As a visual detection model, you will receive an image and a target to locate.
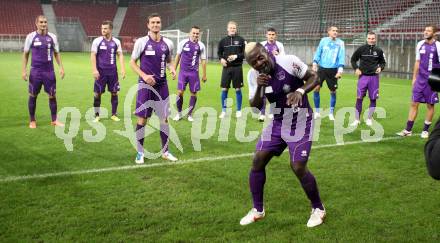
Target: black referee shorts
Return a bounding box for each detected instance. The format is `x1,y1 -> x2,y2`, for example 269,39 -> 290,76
318,67 -> 338,91
221,66 -> 244,89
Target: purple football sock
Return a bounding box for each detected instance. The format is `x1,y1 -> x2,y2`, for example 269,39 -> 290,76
300,171 -> 323,210
93,95 -> 101,116
188,95 -> 197,116
111,94 -> 118,116
368,99 -> 376,119
249,170 -> 266,212
28,96 -> 37,121
406,120 -> 415,132
424,121 -> 432,132
355,98 -> 363,120
49,97 -> 57,121
136,123 -> 145,153
160,123 -> 169,153
176,94 -> 183,113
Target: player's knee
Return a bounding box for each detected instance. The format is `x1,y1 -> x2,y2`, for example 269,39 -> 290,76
252,157 -> 267,171
411,102 -> 419,109
29,93 -> 36,98
291,161 -> 307,178
111,92 -> 118,96
49,95 -> 56,99
190,92 -> 197,96
94,93 -> 101,98
177,90 -> 184,96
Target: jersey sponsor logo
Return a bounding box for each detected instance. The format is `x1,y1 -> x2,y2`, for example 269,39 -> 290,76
276,70 -> 286,80
420,49 -> 426,54
33,41 -> 42,46
145,50 -> 155,55
373,51 -> 377,56
100,46 -> 107,50
234,40 -> 239,45
183,47 -> 190,51
147,45 -> 153,51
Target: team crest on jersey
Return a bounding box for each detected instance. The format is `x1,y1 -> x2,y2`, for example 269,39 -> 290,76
46,37 -> 51,42
161,44 -> 167,52
185,43 -> 189,48
282,84 -> 291,93
276,70 -> 286,80
373,51 -> 377,56
431,47 -> 435,51
35,37 -> 40,41
195,45 -> 199,50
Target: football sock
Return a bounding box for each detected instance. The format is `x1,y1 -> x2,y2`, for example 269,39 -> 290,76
111,94 -> 118,116
424,121 -> 432,132
300,171 -> 323,210
135,123 -> 145,153
49,97 -> 57,122
313,92 -> 320,113
160,123 -> 169,153
236,90 -> 242,111
221,90 -> 228,112
355,98 -> 363,120
330,92 -> 336,114
94,95 -> 101,117
368,99 -> 376,119
249,169 -> 266,212
28,96 -> 37,121
176,94 -> 183,113
406,120 -> 415,132
188,95 -> 197,116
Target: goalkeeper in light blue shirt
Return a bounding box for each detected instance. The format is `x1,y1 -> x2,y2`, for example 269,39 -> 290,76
312,26 -> 345,120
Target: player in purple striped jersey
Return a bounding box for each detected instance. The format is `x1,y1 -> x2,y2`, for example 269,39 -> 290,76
22,15 -> 65,129
397,25 -> 440,138
172,26 -> 207,122
240,42 -> 325,228
258,27 -> 285,121
130,13 -> 178,164
91,20 -> 125,122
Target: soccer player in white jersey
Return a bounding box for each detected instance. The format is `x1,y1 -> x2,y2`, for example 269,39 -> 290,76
172,26 -> 207,122
22,15 -> 65,128
90,20 -> 125,122
250,27 -> 285,121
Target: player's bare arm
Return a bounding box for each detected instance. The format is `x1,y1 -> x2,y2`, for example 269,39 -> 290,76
22,51 -> 30,81
54,52 -> 65,79
412,60 -> 420,85
201,59 -> 207,82
90,52 -> 100,80
166,54 -> 176,80
117,51 -> 125,79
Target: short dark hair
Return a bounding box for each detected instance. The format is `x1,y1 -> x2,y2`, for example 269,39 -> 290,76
102,20 -> 113,29
35,15 -> 47,23
426,24 -> 438,33
147,13 -> 161,23
191,25 -> 200,30
267,27 -> 277,33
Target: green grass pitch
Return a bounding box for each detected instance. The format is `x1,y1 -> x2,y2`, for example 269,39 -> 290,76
0,52 -> 439,242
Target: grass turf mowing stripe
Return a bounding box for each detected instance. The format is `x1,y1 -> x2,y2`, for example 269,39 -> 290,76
0,135 -> 419,183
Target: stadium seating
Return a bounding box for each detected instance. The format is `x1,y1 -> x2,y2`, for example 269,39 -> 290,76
0,0 -> 43,35
53,1 -> 117,36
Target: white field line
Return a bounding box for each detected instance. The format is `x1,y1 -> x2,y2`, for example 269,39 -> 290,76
0,135 -> 415,183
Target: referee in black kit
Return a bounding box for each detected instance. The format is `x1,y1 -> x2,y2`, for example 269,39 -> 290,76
218,21 -> 246,119
425,68 -> 440,180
